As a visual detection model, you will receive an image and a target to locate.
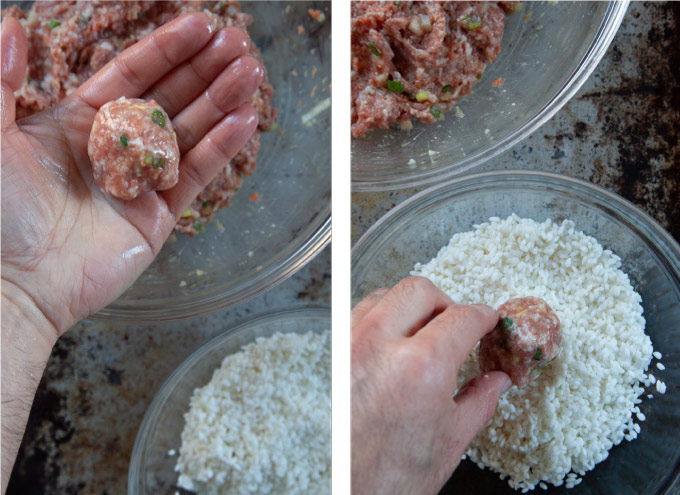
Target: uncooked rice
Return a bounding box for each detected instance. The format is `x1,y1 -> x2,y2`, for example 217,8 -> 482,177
175,330 -> 330,495
412,215 -> 658,491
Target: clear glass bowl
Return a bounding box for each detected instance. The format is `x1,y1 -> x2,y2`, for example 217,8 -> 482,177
351,171 -> 680,495
128,308 -> 330,495
94,1 -> 331,322
351,1 -> 629,191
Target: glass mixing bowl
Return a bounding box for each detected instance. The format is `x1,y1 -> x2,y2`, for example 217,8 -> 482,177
92,1 -> 332,321
351,171 -> 680,494
351,1 -> 629,191
128,308 -> 330,495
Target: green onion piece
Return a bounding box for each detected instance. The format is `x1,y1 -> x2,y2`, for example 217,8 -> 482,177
144,151 -> 154,165
500,317 -> 514,331
387,79 -> 404,93
430,106 -> 442,119
415,90 -> 429,102
269,122 -> 280,131
37,82 -> 44,91
193,221 -> 204,231
26,75 -> 31,83
119,135 -> 128,148
442,84 -> 452,93
152,155 -> 165,169
368,42 -> 381,57
534,348 -> 542,361
394,1 -> 402,5
80,15 -> 90,24
477,73 -> 483,79
151,109 -> 166,128
460,15 -> 481,30
541,364 -> 548,371
49,20 -> 61,29
181,209 -> 193,218
202,200 -> 213,208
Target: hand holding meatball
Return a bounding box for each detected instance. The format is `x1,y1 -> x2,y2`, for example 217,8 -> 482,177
479,297 -> 562,387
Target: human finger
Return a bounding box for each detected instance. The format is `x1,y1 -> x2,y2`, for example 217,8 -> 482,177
75,13 -> 214,108
173,55 -> 263,154
144,27 -> 251,119
351,287 -> 390,330
1,16 -> 27,129
452,371 -> 511,447
160,104 -> 258,218
356,276 -> 454,340
414,303 -> 498,373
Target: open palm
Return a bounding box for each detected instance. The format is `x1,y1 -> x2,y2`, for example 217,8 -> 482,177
1,13 -> 263,333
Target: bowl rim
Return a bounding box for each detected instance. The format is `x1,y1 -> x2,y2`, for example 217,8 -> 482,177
351,0 -> 631,192
352,170 -> 680,290
127,306 -> 331,495
92,213 -> 330,324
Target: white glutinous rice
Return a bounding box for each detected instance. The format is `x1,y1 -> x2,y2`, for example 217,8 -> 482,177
175,330 -> 331,495
411,215 -> 654,491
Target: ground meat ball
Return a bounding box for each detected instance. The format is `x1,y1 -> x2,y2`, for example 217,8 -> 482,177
3,1 -> 277,235
479,297 -> 562,387
88,97 -> 179,200
351,1 -> 517,138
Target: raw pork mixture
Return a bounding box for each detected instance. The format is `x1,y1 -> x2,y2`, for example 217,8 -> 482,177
88,97 -> 180,200
351,1 -> 516,138
3,0 -> 277,235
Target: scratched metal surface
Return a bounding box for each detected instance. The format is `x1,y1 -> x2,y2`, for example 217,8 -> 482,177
352,1 -> 679,246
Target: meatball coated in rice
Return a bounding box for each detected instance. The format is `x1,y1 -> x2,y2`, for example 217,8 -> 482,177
88,97 -> 179,200
351,1 -> 518,137
479,296 -> 562,387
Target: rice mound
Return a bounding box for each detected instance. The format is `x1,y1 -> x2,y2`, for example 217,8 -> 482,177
175,330 -> 331,495
412,215 -> 655,491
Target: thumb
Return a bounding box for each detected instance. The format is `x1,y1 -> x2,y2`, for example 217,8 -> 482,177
1,16 -> 28,130
452,371 -> 511,447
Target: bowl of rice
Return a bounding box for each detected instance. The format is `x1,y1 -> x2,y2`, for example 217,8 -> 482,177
351,171 -> 680,494
128,308 -> 331,495
351,1 -> 629,191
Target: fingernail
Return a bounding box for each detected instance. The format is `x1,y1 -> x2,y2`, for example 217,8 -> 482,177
501,378 -> 513,394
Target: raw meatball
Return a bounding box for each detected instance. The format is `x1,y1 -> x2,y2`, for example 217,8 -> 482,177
479,297 -> 561,387
88,97 -> 179,200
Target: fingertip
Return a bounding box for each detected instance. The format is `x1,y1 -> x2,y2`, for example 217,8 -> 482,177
177,11 -> 216,35
215,27 -> 251,54
233,55 -> 265,87
470,304 -> 499,332
1,15 -> 28,89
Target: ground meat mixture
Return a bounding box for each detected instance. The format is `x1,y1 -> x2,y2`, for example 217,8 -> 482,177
3,1 -> 277,235
351,1 -> 517,138
479,296 -> 562,387
88,97 -> 179,199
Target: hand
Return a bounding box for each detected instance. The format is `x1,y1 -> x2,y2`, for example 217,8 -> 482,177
351,276 -> 512,495
1,13 -> 263,492
1,13 -> 263,336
